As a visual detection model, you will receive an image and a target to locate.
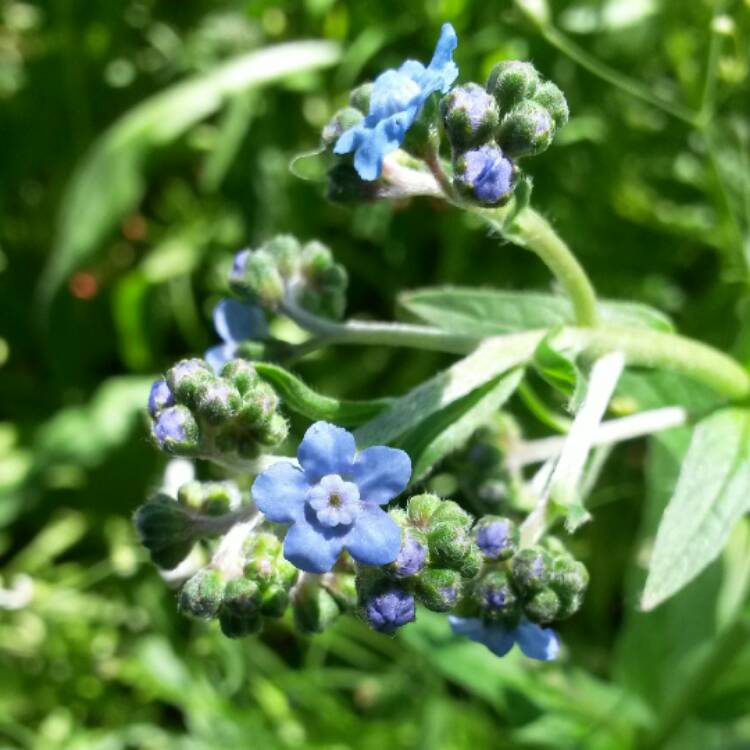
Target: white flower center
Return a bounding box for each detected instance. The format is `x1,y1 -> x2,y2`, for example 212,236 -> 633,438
307,474 -> 361,528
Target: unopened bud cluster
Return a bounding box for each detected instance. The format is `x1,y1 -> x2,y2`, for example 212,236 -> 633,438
356,494 -> 483,634
441,62 -> 568,205
148,358 -> 287,462
230,234 -> 348,320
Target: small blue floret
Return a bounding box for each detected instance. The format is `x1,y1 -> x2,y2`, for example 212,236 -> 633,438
252,421 -> 411,573
456,144 -> 514,204
365,589 -> 416,633
393,532 -> 427,577
205,298 -> 268,373
148,379 -> 174,417
153,406 -> 190,447
449,615 -> 560,660
334,24 -> 459,180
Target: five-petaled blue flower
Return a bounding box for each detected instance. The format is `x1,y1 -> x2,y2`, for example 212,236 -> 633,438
449,616 -> 560,661
252,422 -> 411,573
334,23 -> 459,181
205,298 -> 268,374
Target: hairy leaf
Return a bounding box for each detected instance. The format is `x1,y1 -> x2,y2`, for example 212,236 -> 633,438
641,408 -> 750,610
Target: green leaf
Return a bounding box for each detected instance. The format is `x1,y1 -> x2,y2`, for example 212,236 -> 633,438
641,407 -> 750,610
39,40 -> 340,304
354,331 -> 542,448
399,368 -> 524,481
398,287 -> 673,336
254,363 -> 392,427
533,328 -> 587,409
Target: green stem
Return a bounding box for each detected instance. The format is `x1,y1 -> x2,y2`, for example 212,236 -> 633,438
281,300 -> 750,399
483,207 -> 600,327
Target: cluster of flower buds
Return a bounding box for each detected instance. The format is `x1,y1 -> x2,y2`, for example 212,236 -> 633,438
440,61 -> 568,206
134,480 -> 244,569
229,234 -> 348,321
147,358 -> 288,462
355,493 -> 483,634
463,520 -> 589,628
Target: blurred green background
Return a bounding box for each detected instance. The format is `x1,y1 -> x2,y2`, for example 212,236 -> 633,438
2,0 -> 750,748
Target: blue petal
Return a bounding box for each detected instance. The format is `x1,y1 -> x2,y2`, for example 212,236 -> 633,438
448,616 -> 485,640
204,343 -> 237,374
213,298 -> 267,344
344,504 -> 401,566
482,626 -> 517,658
353,446 -> 411,505
297,421 -> 356,483
428,23 -> 458,73
283,519 -> 344,573
252,462 -> 308,523
516,620 -> 561,661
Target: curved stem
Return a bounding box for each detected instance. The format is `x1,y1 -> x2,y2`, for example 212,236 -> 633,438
279,299 -> 476,354
482,207 -> 600,327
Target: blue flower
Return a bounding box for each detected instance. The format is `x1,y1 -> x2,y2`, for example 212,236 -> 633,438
392,531 -> 427,578
334,23 -> 459,181
205,298 -> 268,374
449,616 -> 560,661
455,144 -> 514,204
152,405 -> 198,451
148,379 -> 174,417
252,421 -> 411,573
365,589 -> 416,633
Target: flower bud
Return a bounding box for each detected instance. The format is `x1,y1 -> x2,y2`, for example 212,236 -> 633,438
292,581 -> 342,634
220,359 -> 260,395
195,380 -> 242,425
416,568 -> 462,612
240,250 -> 286,308
429,499 -> 472,530
524,586 -> 561,624
260,584 -> 290,618
510,547 -> 551,594
486,61 -> 540,114
550,556 -> 589,597
322,106 -> 364,146
200,481 -> 242,516
441,83 -> 499,150
349,82 -> 373,114
363,589 -> 415,634
454,144 -> 516,205
390,529 -> 428,578
152,406 -> 200,455
148,379 -> 174,417
263,235 -> 301,277
497,101 -> 555,158
474,516 -> 519,561
178,568 -> 225,620
133,495 -> 198,569
218,578 -> 263,638
428,522 -> 471,568
474,570 -> 518,617
556,590 -> 584,619
533,81 -> 569,129
457,543 -> 482,579
244,532 -> 299,591
166,359 -> 214,406
406,494 -> 442,528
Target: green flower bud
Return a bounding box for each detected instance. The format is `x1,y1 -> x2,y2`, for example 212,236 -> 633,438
440,83 -> 500,150
510,547 -> 551,594
176,481 -> 207,511
429,500 -> 473,530
457,543 -> 482,579
195,379 -> 242,425
262,235 -> 301,277
532,80 -> 569,129
486,61 -> 540,114
166,359 -> 214,406
220,359 -> 260,396
134,495 -> 198,570
406,494 -> 442,528
428,522 -> 471,569
550,556 -> 589,598
179,568 -> 225,620
349,82 -> 373,114
200,482 -> 242,516
325,572 -> 358,610
240,250 -> 286,308
260,584 -> 290,618
474,516 -> 519,561
497,101 -> 555,158
416,568 -> 462,612
292,582 -> 342,634
219,577 -> 263,638
556,590 -> 584,619
524,586 -> 561,624
322,106 -> 365,146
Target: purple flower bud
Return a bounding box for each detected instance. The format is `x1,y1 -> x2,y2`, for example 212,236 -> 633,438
152,406 -> 198,452
364,589 -> 415,634
148,379 -> 174,417
392,532 -> 427,578
475,517 -> 519,560
230,249 -> 251,283
454,144 -> 515,205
